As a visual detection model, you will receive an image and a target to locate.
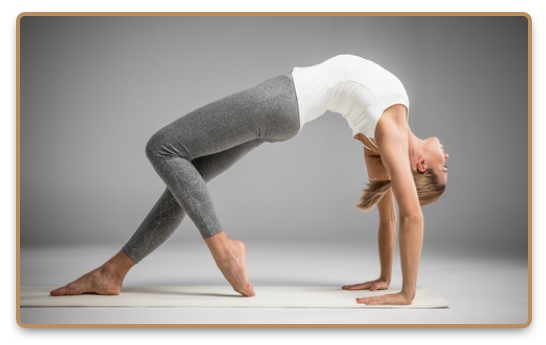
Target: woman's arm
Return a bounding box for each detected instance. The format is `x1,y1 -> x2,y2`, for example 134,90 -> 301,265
343,152 -> 396,291
376,188 -> 397,284
356,105 -> 424,305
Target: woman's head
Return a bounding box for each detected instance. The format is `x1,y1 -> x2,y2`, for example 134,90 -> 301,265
417,137 -> 449,187
356,136 -> 448,211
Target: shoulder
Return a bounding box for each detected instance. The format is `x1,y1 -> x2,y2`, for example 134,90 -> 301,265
375,104 -> 409,145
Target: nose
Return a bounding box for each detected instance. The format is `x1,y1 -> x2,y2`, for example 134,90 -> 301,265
444,153 -> 449,161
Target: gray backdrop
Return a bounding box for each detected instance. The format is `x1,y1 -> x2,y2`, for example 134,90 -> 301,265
20,15 -> 528,258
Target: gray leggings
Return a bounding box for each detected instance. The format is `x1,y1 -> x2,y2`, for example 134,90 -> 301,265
122,74 -> 300,263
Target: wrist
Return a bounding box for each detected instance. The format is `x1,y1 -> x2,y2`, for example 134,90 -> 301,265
379,273 -> 391,283
400,288 -> 416,303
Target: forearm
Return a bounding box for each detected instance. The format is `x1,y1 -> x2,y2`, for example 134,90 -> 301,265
377,220 -> 396,281
398,216 -> 424,300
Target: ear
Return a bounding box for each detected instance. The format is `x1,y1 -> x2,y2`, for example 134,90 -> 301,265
417,157 -> 427,173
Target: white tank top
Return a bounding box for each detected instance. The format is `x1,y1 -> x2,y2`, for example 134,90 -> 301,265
291,54 -> 409,147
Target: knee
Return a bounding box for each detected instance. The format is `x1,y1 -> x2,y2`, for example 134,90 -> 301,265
145,130 -> 168,162
145,129 -> 191,162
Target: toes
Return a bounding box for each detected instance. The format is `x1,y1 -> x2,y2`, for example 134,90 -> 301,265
50,283 -> 83,296
234,283 -> 255,297
50,287 -> 66,296
242,284 -> 255,297
64,283 -> 83,295
238,288 -> 255,297
245,286 -> 255,297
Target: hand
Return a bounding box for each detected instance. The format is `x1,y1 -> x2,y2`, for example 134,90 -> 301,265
355,291 -> 412,306
342,278 -> 390,291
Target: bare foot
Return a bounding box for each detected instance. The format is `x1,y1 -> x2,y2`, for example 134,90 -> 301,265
50,250 -> 135,296
50,266 -> 122,296
206,232 -> 255,297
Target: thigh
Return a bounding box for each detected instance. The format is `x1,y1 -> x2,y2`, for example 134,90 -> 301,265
194,139 -> 265,182
151,75 -> 300,161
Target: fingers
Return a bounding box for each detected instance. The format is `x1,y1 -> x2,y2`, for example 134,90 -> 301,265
355,292 -> 411,306
342,282 -> 373,290
356,296 -> 386,305
342,280 -> 388,291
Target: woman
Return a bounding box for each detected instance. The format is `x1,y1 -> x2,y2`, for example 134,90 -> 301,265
50,55 -> 448,306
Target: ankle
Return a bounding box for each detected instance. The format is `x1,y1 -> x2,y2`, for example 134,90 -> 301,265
102,251 -> 135,278
205,231 -> 230,252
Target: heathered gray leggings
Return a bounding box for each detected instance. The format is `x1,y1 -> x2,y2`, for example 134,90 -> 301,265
122,74 -> 300,263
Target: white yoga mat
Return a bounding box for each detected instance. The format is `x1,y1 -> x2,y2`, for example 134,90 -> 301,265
20,286 -> 449,309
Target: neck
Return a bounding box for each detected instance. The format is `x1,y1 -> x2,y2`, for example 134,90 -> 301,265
408,128 -> 423,169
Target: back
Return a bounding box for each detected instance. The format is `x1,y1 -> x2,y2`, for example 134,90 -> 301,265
292,54 -> 409,140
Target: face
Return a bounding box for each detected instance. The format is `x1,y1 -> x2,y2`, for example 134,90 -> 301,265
421,137 -> 449,186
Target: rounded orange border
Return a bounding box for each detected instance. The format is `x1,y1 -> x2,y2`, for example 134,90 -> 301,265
15,12 -> 533,329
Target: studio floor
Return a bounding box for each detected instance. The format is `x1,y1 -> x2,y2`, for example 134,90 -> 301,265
18,239 -> 529,326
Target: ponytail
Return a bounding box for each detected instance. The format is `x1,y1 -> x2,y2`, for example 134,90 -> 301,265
355,180 -> 392,211
356,171 -> 446,212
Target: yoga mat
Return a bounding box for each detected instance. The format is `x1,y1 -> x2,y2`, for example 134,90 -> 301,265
20,286 -> 449,309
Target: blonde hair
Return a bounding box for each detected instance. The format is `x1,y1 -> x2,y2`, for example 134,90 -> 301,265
356,170 -> 446,211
